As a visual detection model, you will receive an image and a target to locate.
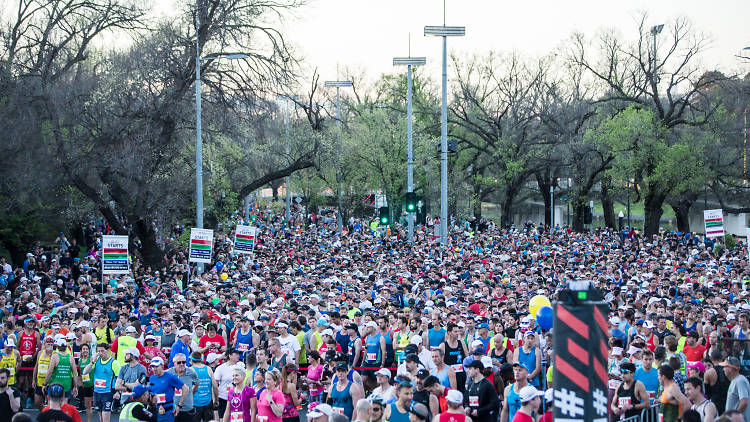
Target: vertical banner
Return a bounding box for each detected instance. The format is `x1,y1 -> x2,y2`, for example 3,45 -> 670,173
101,235 -> 130,275
553,287 -> 609,422
189,228 -> 214,263
234,225 -> 257,255
704,209 -> 725,238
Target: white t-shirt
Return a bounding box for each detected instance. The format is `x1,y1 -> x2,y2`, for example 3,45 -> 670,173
279,334 -> 301,362
372,384 -> 396,402
214,363 -> 235,400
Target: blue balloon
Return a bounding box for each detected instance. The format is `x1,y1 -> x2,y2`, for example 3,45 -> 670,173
537,306 -> 554,331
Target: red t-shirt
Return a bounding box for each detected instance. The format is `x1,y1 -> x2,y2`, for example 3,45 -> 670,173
683,343 -> 706,362
199,334 -> 226,356
43,403 -> 82,422
511,410 -> 534,422
539,411 -> 553,422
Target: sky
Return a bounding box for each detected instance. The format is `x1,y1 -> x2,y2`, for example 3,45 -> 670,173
157,0 -> 749,89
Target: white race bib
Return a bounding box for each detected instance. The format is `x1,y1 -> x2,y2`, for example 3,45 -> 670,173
469,396 -> 479,407
451,364 -> 463,372
230,411 -> 243,422
258,416 -> 268,422
174,388 -> 182,398
237,343 -> 249,352
366,353 -> 377,361
608,379 -> 621,390
38,363 -> 48,374
618,397 -> 631,408
82,373 -> 90,382
94,379 -> 107,388
156,393 -> 166,404
333,407 -> 345,415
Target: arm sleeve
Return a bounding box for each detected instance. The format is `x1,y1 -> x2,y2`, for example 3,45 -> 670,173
132,404 -> 158,422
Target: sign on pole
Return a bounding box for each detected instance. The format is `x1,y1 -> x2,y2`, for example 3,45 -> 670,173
553,283 -> 609,422
189,228 -> 214,263
234,225 -> 257,255
101,235 -> 130,275
746,227 -> 750,261
703,209 -> 725,238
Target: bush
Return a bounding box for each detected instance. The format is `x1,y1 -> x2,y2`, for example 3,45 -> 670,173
725,233 -> 736,250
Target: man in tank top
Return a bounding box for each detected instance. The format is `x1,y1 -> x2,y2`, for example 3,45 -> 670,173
611,362 -> 649,420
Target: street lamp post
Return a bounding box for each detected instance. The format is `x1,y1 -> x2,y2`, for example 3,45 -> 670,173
627,180 -> 632,228
550,186 -> 554,229
425,24 -> 465,245
393,56 -> 426,243
650,24 -> 664,87
324,80 -> 353,232
195,16 -> 247,273
276,95 -> 299,222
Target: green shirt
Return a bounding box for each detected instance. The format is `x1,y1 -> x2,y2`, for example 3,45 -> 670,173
50,351 -> 73,391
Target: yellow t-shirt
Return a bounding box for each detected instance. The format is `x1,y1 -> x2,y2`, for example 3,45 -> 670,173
0,353 -> 17,385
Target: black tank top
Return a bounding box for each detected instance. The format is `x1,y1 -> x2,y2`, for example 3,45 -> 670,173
490,347 -> 511,366
708,365 -> 730,415
616,382 -> 641,419
444,341 -> 465,366
413,388 -> 433,421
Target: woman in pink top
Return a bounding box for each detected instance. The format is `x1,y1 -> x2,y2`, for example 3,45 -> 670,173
257,369 -> 285,422
223,367 -> 256,422
280,364 -> 301,422
304,351 -> 325,403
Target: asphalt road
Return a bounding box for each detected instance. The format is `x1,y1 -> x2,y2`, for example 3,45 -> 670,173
21,406 -> 309,421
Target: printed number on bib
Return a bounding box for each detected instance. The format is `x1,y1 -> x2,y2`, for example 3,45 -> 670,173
38,364 -> 48,373
94,379 -> 107,388
451,364 -> 463,372
608,379 -> 621,390
618,397 -> 631,408
366,353 -> 377,361
258,416 -> 268,422
230,412 -> 243,422
156,394 -> 166,404
82,374 -> 90,382
237,343 -> 249,352
333,407 -> 345,415
174,388 -> 182,397
469,396 -> 479,407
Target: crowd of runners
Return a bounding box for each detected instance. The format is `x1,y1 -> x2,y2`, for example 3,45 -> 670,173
0,207 -> 750,422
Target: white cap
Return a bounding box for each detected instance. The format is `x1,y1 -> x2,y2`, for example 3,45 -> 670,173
307,404 -> 333,418
54,338 -> 67,347
126,347 -> 140,358
276,322 -> 289,329
65,333 -> 76,340
206,353 -> 221,364
446,389 -> 463,404
480,356 -> 493,369
410,335 -> 422,345
609,316 -> 621,325
3,339 -> 15,348
125,326 -> 137,333
519,385 -> 544,403
643,321 -> 655,329
612,347 -> 624,356
321,329 -> 334,337
376,368 -> 391,378
150,357 -> 164,367
365,321 -> 378,329
177,329 -> 191,337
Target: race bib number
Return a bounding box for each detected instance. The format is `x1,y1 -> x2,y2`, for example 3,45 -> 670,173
230,411 -> 243,422
156,393 -> 166,404
618,397 -> 631,408
649,392 -> 655,401
258,416 -> 268,422
38,363 -> 48,374
174,388 -> 182,397
333,407 -> 346,415
451,364 -> 464,372
469,396 -> 479,407
74,352 -> 80,359
366,353 -> 377,361
82,373 -> 90,382
237,343 -> 249,352
608,379 -> 621,390
94,379 -> 107,388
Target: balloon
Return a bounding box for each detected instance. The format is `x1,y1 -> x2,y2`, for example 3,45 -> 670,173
537,306 -> 554,331
220,272 -> 228,281
529,295 -> 552,318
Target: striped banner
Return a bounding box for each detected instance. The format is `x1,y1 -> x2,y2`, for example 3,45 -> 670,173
234,225 -> 257,255
189,228 -> 214,263
703,209 -> 725,238
101,235 -> 129,274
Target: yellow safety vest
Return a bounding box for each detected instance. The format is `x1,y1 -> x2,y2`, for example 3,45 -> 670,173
36,351 -> 51,387
115,336 -> 138,366
0,353 -> 17,385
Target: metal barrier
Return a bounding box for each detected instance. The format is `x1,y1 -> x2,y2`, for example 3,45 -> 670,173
621,415 -> 640,422
640,403 -> 660,422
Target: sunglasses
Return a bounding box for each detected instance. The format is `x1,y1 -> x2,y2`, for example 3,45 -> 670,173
175,361 -> 186,365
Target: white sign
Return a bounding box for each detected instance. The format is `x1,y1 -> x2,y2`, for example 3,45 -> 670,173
703,209 -> 725,238
233,225 -> 257,255
189,228 -> 214,264
101,235 -> 129,275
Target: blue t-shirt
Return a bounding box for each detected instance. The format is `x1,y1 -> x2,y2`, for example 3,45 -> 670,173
428,327 -> 446,349
635,367 -> 659,403
149,372 -> 185,407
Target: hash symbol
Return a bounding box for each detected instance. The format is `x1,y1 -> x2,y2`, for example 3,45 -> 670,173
555,388 -> 585,418
593,388 -> 607,416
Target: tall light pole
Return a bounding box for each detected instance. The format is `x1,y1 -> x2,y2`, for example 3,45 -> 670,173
393,56 -> 426,243
195,15 -> 247,272
650,24 -> 664,87
550,186 -> 554,228
276,94 -> 299,222
425,23 -> 465,245
324,80 -> 353,232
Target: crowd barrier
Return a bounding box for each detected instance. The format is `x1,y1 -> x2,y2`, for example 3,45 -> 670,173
619,403 -> 660,422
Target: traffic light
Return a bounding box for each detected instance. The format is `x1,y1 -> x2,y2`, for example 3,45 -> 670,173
405,192 -> 417,213
379,207 -> 390,225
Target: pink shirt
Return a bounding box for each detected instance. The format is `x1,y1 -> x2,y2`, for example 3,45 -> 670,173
307,364 -> 325,396
257,389 -> 285,422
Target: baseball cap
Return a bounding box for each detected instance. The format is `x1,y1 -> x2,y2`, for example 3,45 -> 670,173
722,356 -> 741,370
125,326 -> 137,333
335,361 -> 349,371
65,333 -> 76,340
316,318 -> 329,327
206,353 -> 220,364
466,360 -> 484,370
376,368 -> 391,378
177,329 -> 191,337
54,338 -> 66,347
415,369 -> 430,379
131,384 -> 151,399
477,323 -> 490,330
3,339 -> 14,348
519,385 -> 544,403
125,347 -> 140,358
150,357 -> 164,367
365,321 -> 378,329
513,362 -> 531,372
446,389 -> 463,404
307,403 -> 333,419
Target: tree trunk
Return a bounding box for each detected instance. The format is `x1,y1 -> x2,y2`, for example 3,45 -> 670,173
571,198 -> 586,232
643,188 -> 666,236
669,191 -> 697,233
501,186 -> 519,227
133,218 -> 165,268
535,172 -> 552,228
600,176 -> 616,229
271,180 -> 281,201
